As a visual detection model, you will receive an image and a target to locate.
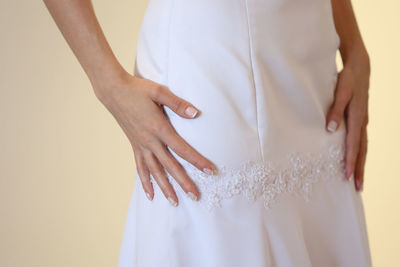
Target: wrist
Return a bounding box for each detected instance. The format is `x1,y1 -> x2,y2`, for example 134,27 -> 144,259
341,44 -> 370,75
90,67 -> 132,101
340,39 -> 370,73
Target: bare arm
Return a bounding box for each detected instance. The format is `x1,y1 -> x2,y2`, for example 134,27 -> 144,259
43,0 -> 217,205
327,0 -> 370,192
331,0 -> 370,69
43,0 -> 126,93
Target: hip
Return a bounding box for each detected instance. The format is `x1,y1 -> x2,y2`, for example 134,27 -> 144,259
133,0 -> 344,167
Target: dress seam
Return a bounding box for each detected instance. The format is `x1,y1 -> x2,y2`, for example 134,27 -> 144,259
165,1 -> 175,266
165,0 -> 174,87
244,0 -> 264,161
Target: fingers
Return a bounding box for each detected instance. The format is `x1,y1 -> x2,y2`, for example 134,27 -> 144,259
326,71 -> 353,133
157,124 -> 217,175
135,131 -> 202,205
152,141 -> 200,201
344,103 -> 364,180
354,124 -> 368,192
120,79 -> 216,205
142,148 -> 179,207
146,83 -> 217,174
145,110 -> 217,174
326,65 -> 370,191
108,77 -> 209,206
134,149 -> 154,201
150,84 -> 200,119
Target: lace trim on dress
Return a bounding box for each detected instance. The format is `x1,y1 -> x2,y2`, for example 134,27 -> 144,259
158,142 -> 346,212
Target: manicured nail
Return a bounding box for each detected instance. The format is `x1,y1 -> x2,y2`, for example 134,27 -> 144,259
203,167 -> 215,175
185,106 -> 198,118
346,168 -> 353,180
146,192 -> 152,201
168,196 -> 178,206
327,120 -> 337,132
187,192 -> 198,201
347,173 -> 353,181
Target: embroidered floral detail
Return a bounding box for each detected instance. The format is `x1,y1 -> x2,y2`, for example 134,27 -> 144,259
157,142 -> 346,211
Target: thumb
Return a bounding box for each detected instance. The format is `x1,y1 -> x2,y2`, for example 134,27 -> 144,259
150,85 -> 199,119
326,74 -> 352,133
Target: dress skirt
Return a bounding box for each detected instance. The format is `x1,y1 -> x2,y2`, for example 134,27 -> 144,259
118,0 -> 373,266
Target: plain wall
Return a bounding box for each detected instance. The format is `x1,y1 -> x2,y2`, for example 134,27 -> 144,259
0,0 -> 399,266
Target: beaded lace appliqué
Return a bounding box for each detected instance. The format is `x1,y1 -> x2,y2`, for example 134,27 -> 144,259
158,142 -> 346,211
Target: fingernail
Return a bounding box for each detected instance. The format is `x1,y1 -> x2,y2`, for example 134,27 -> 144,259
168,196 -> 178,206
146,192 -> 153,201
346,169 -> 353,180
187,191 -> 198,201
184,106 -> 198,118
203,167 -> 215,175
327,120 -> 338,132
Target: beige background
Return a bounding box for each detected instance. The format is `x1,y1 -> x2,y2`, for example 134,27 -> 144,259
0,0 -> 399,266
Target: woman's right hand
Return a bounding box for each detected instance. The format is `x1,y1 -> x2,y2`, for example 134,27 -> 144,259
93,72 -> 217,207
42,0 -> 213,207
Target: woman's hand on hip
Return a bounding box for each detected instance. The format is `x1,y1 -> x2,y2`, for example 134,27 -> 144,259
93,72 -> 217,206
325,50 -> 370,192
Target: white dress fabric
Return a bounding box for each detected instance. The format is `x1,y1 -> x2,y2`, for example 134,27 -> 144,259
118,0 -> 372,266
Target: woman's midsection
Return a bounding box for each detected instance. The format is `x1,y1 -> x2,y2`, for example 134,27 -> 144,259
134,0 -> 343,169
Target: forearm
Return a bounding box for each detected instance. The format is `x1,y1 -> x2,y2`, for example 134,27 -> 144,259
331,0 -> 370,70
43,0 -> 129,93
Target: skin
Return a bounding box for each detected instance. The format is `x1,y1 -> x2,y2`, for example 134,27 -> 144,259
328,0 -> 370,192
43,0 -> 369,207
42,0 -> 217,207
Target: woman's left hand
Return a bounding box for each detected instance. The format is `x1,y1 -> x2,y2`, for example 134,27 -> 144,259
325,49 -> 371,192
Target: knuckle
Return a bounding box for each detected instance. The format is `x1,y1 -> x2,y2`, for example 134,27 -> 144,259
346,158 -> 356,169
150,85 -> 165,99
152,170 -> 169,187
348,106 -> 362,117
172,141 -> 190,159
131,140 -> 140,151
345,142 -> 357,154
152,170 -> 165,182
348,113 -> 364,127
163,157 -> 179,175
338,86 -> 353,100
140,132 -> 155,148
190,158 -> 203,170
333,96 -> 347,108
347,76 -> 356,90
173,173 -> 190,188
190,154 -> 205,167
354,111 -> 365,121
158,123 -> 172,137
170,96 -> 185,112
138,170 -> 150,183
332,101 -> 347,115
148,119 -> 164,134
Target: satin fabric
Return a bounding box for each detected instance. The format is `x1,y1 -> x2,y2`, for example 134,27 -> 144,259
118,0 -> 372,266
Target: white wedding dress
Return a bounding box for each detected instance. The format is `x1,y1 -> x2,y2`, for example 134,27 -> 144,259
118,0 -> 372,266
